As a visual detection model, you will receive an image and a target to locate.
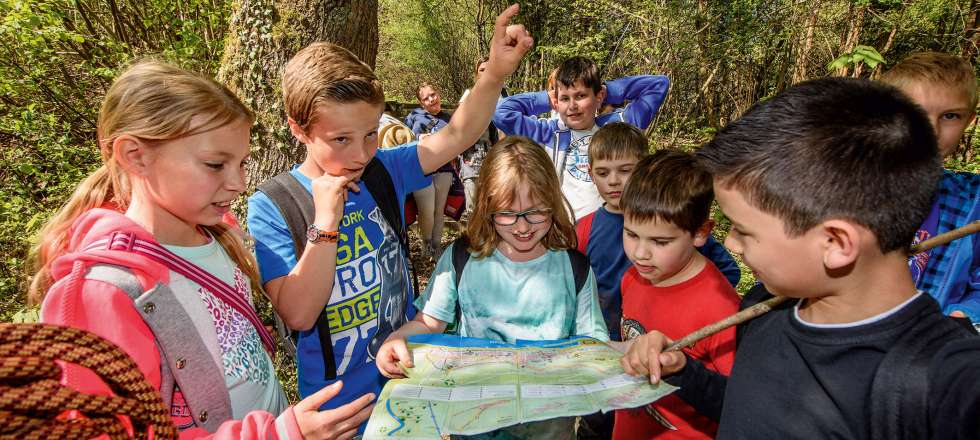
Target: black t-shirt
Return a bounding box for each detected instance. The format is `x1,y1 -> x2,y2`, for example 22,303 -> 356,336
668,292 -> 980,439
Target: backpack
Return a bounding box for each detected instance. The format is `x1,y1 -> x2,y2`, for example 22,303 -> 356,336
256,157 -> 414,378
445,235 -> 591,333
738,285 -> 978,439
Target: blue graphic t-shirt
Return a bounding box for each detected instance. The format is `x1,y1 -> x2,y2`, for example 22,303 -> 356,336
247,144 -> 431,412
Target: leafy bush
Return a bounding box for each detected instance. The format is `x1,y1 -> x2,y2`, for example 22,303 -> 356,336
0,0 -> 230,319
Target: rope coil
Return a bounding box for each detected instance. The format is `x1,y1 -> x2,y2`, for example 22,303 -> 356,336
0,323 -> 177,440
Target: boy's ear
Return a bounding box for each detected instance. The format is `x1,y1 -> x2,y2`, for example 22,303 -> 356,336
597,84 -> 607,104
113,135 -> 152,177
818,219 -> 862,270
287,117 -> 312,145
693,220 -> 714,247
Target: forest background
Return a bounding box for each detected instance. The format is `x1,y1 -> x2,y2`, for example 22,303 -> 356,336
2,0 -> 979,324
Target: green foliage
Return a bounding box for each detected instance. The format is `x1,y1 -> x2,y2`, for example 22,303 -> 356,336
0,0 -> 231,320
827,45 -> 887,71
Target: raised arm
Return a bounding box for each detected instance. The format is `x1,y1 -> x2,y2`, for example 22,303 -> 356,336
603,75 -> 670,129
492,91 -> 558,144
417,4 -> 533,174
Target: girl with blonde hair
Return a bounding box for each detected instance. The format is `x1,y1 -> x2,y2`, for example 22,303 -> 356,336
31,60 -> 372,439
376,136 -> 608,439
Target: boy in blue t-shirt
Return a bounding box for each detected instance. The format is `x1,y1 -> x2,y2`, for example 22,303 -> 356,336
575,123 -> 741,342
493,56 -> 670,220
880,52 -> 979,325
247,6 -> 533,421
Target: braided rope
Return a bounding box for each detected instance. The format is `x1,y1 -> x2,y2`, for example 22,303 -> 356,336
0,323 -> 177,440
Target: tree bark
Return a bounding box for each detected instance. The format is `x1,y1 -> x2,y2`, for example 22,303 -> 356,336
962,0 -> 980,65
792,1 -> 820,84
218,0 -> 379,194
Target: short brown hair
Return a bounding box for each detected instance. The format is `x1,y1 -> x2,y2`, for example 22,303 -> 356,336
416,82 -> 438,101
282,42 -> 384,130
621,150 -> 713,234
556,57 -> 602,94
589,122 -> 648,165
466,137 -> 577,257
697,78 -> 940,253
880,51 -> 978,107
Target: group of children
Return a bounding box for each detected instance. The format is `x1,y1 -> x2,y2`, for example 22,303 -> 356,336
21,1 -> 980,437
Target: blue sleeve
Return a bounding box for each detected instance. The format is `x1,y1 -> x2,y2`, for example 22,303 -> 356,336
246,191 -> 298,284
375,142 -> 432,222
404,111 -> 424,135
492,91 -> 558,145
949,240 -> 980,323
603,75 -> 670,129
697,235 -> 741,288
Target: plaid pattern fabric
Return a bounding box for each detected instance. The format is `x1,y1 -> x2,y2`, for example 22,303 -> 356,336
917,170 -> 980,305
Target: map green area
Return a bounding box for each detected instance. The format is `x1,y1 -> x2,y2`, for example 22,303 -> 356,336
364,334 -> 677,439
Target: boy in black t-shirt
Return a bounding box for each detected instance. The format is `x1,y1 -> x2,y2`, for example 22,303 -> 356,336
621,77 -> 980,439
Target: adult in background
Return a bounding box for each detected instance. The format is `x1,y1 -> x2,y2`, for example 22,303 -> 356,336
405,82 -> 454,260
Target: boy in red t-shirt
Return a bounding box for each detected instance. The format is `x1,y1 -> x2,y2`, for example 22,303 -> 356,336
612,150 -> 740,439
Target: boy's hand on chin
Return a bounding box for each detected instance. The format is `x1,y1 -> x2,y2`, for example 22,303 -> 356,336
485,4 -> 533,81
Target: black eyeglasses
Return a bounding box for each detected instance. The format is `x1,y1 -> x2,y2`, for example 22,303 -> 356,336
490,208 -> 553,226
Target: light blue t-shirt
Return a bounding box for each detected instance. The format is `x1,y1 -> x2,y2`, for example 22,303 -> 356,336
415,242 -> 608,439
417,242 -> 609,342
247,144 -> 431,412
163,239 -> 288,423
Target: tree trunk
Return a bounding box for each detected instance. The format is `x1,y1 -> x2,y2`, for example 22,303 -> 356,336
218,0 -> 379,194
792,1 -> 820,84
962,0 -> 980,64
836,2 -> 866,77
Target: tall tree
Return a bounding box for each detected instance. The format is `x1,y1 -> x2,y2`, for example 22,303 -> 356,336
218,0 -> 379,192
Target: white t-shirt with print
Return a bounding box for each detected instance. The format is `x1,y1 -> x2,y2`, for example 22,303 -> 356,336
164,238 -> 288,424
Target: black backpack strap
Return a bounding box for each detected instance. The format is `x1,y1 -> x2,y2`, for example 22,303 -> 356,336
360,156 -> 420,297
257,172 -> 314,257
257,171 -> 339,380
452,236 -> 471,288
360,157 -> 407,252
448,236 -> 471,334
869,304 -> 978,440
566,248 -> 591,294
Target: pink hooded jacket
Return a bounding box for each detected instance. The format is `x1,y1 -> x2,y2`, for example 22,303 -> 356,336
40,208 -> 304,439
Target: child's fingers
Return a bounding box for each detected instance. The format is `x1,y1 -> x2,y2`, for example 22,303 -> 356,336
504,24 -> 531,48
492,4 -> 520,40
334,404 -> 374,440
621,343 -> 650,377
646,343 -> 663,383
296,380 -> 344,413
322,392 -> 376,426
394,342 -> 414,369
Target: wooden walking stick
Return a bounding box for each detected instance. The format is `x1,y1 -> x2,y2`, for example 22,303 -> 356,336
665,220 -> 980,352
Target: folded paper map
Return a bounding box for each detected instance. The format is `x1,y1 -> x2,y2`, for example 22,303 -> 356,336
364,334 -> 677,438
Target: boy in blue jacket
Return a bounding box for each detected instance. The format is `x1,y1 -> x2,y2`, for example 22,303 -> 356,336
493,56 -> 669,219
881,52 -> 980,325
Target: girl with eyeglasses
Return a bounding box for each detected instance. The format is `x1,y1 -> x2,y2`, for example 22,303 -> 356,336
376,136 -> 608,439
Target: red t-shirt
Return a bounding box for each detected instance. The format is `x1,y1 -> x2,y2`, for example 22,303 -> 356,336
614,259 -> 740,440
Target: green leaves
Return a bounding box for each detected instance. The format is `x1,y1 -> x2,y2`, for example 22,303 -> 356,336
827,45 -> 886,71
